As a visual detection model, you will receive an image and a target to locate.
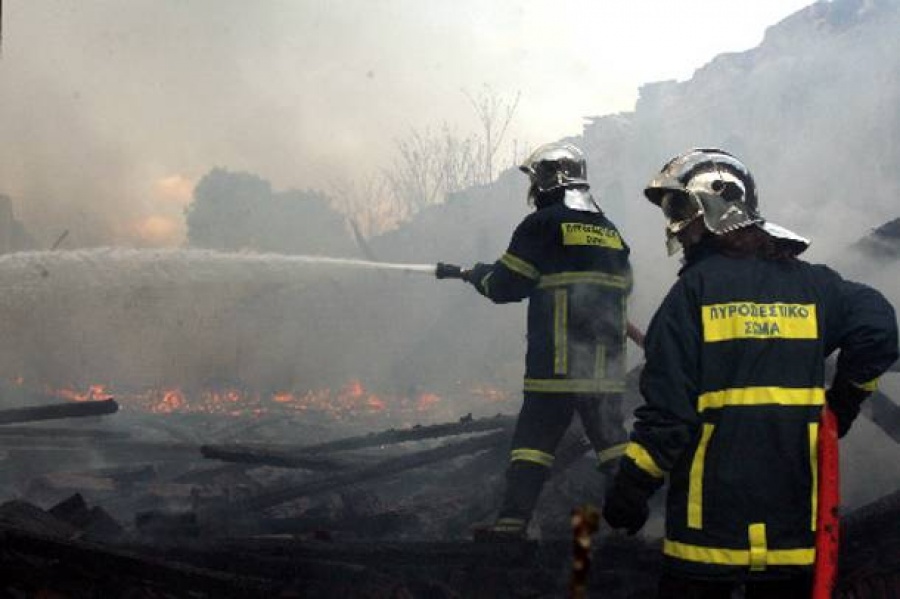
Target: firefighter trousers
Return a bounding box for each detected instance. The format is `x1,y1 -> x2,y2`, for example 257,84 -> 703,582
497,392 -> 627,524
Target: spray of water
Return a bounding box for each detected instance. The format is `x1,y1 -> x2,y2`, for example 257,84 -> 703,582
280,256 -> 437,275
0,247 -> 440,390
0,247 -> 437,283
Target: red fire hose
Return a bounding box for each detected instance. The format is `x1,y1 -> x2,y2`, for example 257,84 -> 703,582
812,405 -> 840,599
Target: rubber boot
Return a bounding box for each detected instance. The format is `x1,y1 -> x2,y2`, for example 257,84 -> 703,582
474,461 -> 548,542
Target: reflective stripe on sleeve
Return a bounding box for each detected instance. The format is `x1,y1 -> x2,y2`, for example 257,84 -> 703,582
624,442 -> 665,479
597,443 -> 627,466
479,272 -> 493,296
853,377 -> 880,392
500,252 -> 540,280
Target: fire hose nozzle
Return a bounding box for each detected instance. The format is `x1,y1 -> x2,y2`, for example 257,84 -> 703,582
435,262 -> 464,279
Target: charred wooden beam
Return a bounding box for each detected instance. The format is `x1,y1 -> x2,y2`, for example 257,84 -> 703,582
289,413 -> 515,453
0,399 -> 118,426
203,430 -> 509,517
198,413 -> 515,469
200,443 -> 364,471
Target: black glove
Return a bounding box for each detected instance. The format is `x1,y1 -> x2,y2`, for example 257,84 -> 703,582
826,375 -> 871,438
463,262 -> 491,285
602,461 -> 662,535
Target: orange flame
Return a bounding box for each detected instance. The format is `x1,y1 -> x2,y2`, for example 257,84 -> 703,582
7,377 -> 514,421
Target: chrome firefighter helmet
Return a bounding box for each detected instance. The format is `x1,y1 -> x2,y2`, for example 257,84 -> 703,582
520,142 -> 589,204
644,148 -> 809,255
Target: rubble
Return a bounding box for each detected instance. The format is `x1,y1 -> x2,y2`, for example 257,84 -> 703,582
0,387 -> 895,597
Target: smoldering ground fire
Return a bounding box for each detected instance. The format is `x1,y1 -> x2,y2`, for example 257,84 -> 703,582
22,379 -> 458,418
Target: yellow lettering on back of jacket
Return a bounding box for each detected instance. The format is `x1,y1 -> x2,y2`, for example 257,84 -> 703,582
561,223 -> 623,249
702,302 -> 818,341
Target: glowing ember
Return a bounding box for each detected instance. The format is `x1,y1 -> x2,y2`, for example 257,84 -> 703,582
470,384 -> 514,404
47,384 -> 115,403
416,392 -> 441,411
154,389 -> 186,414
7,378 -> 514,421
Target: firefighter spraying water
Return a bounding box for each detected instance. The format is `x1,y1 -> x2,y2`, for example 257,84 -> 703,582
434,142 -> 637,541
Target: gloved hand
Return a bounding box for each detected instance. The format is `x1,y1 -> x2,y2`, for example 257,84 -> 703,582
463,262 -> 491,285
826,375 -> 871,438
602,461 -> 661,535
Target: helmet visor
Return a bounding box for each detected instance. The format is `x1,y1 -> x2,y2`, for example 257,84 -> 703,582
660,191 -> 702,234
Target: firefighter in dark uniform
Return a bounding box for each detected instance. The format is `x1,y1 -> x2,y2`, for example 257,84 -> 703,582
460,142 -> 633,539
602,148 -> 899,598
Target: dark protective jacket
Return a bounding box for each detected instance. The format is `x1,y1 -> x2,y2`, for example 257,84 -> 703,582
468,197 -> 632,394
623,243 -> 899,580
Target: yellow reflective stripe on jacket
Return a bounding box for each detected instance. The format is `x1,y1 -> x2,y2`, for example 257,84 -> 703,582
687,424 -> 715,529
748,523 -> 768,572
663,539 -> 815,567
510,448 -> 554,467
560,222 -> 624,249
597,443 -> 626,465
624,442 -> 665,479
697,387 -> 824,412
595,345 -> 607,379
523,378 -> 626,394
554,289 -> 568,375
538,272 -> 630,290
702,302 -> 818,341
500,252 -> 540,280
809,422 -> 819,531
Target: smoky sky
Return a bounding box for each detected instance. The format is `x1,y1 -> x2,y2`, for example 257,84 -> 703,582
0,0 -> 812,248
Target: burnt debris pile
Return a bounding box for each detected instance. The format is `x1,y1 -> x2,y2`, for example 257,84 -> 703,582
0,372 -> 897,597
